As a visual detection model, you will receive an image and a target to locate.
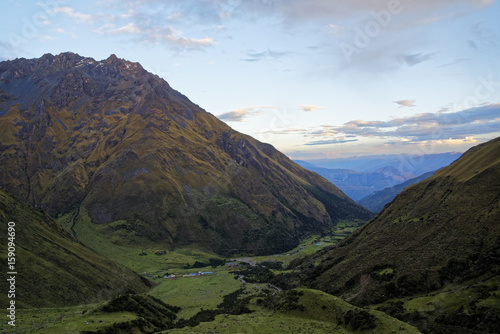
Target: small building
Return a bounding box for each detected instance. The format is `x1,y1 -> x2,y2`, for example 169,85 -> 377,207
199,271 -> 213,275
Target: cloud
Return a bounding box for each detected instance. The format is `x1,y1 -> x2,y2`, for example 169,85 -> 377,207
468,40 -> 479,50
305,138 -> 359,146
438,58 -> 468,67
305,104 -> 500,144
95,20 -> 215,50
242,49 -> 290,62
165,34 -> 215,48
55,28 -> 79,39
217,108 -> 262,122
396,52 -> 436,67
109,22 -> 141,35
394,100 -> 416,108
51,7 -> 94,23
39,35 -> 55,42
300,104 -> 326,112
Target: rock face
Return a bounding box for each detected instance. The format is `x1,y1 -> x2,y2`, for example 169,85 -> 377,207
292,136 -> 500,304
0,52 -> 372,255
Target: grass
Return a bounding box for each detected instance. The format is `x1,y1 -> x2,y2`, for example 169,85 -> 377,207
148,266 -> 244,319
160,288 -> 419,334
0,303 -> 137,334
58,208 -> 223,274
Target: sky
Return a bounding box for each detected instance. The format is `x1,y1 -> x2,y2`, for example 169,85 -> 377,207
1,0 -> 499,160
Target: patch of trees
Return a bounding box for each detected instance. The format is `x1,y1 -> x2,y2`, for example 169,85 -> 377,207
182,258 -> 227,269
340,309 -> 377,331
233,264 -> 274,283
256,290 -> 305,312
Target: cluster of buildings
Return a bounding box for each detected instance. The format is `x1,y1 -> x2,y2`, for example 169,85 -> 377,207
163,271 -> 213,279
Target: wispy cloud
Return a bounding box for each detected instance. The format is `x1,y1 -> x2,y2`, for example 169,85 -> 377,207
108,22 -> 141,35
242,49 -> 290,62
396,52 -> 436,67
300,104 -> 326,112
438,58 -> 468,67
94,21 -> 215,50
217,108 -> 261,122
166,34 -> 215,49
218,106 -> 280,122
55,28 -> 79,39
305,138 -> 359,146
51,7 -> 94,23
469,22 -> 500,50
394,100 -> 416,108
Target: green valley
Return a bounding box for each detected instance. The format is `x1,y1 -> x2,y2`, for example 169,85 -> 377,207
1,221 -> 419,333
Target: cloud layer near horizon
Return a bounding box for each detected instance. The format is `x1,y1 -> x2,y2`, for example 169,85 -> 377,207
263,104 -> 500,145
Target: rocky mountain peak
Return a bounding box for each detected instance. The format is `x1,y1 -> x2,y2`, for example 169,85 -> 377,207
0,52 -> 372,255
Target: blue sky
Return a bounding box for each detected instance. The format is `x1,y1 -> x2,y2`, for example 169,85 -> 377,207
1,0 -> 499,159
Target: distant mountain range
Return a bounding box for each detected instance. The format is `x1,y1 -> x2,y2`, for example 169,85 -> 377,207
295,153 -> 461,203
301,152 -> 462,174
0,53 -> 372,256
358,171 -> 435,213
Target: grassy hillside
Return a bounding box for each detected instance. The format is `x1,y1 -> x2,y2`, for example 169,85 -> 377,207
0,189 -> 152,308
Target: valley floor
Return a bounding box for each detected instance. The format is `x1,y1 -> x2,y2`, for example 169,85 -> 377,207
2,224 -> 419,333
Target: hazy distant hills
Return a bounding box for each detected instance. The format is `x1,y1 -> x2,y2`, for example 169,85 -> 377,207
0,52 -> 372,256
295,153 -> 461,202
301,152 -> 462,174
358,171 -> 435,213
291,136 -> 500,307
0,189 -> 151,308
294,162 -> 413,201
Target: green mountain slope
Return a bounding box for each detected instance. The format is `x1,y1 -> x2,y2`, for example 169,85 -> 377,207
0,53 -> 372,256
0,189 -> 152,308
286,137 -> 500,330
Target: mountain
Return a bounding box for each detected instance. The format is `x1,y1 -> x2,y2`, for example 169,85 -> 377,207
303,152 -> 462,174
294,162 -> 416,201
0,52 -> 372,256
285,136 -> 500,330
0,189 -> 151,308
358,171 -> 435,213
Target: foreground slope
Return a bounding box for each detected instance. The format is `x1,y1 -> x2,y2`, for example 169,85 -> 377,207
292,136 -> 500,305
0,53 -> 372,255
0,189 -> 151,308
